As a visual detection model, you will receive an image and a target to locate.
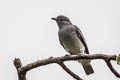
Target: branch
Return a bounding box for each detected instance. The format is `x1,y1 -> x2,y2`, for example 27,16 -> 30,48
13,53 -> 120,80
58,61 -> 83,80
14,58 -> 26,80
105,59 -> 120,78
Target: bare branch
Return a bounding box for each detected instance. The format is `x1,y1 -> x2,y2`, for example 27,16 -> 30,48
14,58 -> 26,80
20,54 -> 116,72
58,62 -> 83,80
13,53 -> 120,80
105,60 -> 120,78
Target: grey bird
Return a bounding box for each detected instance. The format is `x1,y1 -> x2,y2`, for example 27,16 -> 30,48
51,15 -> 94,75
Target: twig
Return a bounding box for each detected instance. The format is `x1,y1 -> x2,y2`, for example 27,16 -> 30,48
58,62 -> 83,80
105,59 -> 120,78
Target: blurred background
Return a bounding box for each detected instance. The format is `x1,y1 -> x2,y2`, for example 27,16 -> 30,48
0,0 -> 120,80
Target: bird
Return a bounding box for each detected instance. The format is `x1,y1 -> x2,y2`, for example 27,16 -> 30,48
51,15 -> 94,75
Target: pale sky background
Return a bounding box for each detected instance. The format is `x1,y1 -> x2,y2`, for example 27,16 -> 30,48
0,0 -> 120,80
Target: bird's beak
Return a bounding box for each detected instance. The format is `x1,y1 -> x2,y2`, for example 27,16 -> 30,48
51,18 -> 57,21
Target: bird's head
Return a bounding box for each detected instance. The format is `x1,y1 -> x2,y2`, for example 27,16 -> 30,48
51,15 -> 72,27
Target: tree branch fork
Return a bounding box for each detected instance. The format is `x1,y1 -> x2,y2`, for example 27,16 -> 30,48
14,53 -> 120,80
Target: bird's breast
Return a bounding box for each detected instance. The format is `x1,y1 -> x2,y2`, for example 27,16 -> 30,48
59,27 -> 85,54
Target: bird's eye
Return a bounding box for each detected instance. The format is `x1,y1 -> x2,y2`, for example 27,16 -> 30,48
60,19 -> 64,21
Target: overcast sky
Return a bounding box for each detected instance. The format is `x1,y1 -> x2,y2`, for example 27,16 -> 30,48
0,0 -> 120,80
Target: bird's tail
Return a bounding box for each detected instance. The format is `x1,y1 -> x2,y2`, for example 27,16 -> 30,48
79,60 -> 94,75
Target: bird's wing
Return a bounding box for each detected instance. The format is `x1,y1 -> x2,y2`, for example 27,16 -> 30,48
74,25 -> 89,54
